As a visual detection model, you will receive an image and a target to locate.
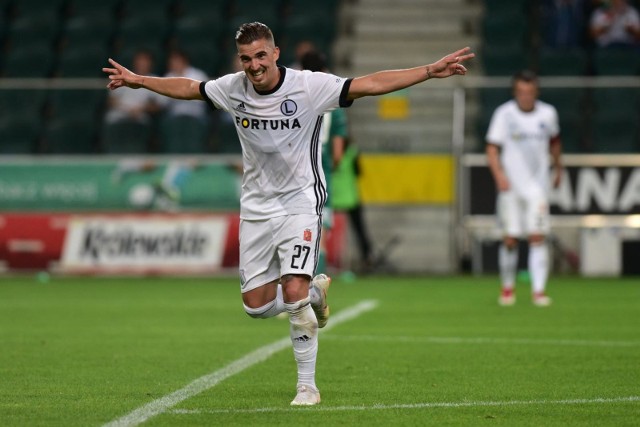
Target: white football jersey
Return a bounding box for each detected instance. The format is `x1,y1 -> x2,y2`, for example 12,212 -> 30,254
486,99 -> 559,198
201,67 -> 352,219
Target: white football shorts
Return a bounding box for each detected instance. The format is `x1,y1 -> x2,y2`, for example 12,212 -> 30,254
238,214 -> 322,293
497,191 -> 550,237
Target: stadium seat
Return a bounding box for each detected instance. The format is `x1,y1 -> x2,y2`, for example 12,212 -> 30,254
537,48 -> 589,76
175,0 -> 230,20
119,0 -> 174,21
227,0 -> 283,33
556,110 -> 585,153
159,115 -> 210,153
285,0 -> 338,27
47,89 -> 106,122
178,40 -> 222,77
593,48 -> 640,76
8,0 -> 65,19
591,111 -> 639,153
43,117 -> 98,154
5,14 -> 60,51
101,120 -> 153,154
0,113 -> 42,154
481,14 -> 528,49
214,116 -> 241,153
481,45 -> 529,76
172,15 -> 225,48
56,44 -> 110,78
66,0 -> 119,19
484,0 -> 529,17
60,15 -> 114,52
1,45 -> 55,77
592,87 -> 639,113
0,89 -> 48,117
114,15 -> 171,53
539,88 -> 588,152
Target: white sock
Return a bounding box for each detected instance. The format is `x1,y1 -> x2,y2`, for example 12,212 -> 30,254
529,243 -> 549,294
243,284 -> 285,318
285,297 -> 318,390
499,244 -> 518,290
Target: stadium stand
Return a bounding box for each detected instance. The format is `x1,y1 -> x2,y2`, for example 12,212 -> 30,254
0,0 -> 341,154
0,113 -> 42,153
476,0 -> 640,153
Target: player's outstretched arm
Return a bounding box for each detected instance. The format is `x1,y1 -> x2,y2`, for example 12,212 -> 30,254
347,47 -> 474,101
102,58 -> 204,101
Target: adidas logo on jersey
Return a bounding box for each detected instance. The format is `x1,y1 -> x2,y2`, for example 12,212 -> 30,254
234,102 -> 246,112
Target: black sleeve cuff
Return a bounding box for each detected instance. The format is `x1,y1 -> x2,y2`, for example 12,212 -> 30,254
339,78 -> 354,108
199,81 -> 217,110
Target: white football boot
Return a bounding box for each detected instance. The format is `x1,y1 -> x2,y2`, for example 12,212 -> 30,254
291,385 -> 321,406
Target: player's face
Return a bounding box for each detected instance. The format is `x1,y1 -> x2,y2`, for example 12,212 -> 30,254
237,39 -> 280,92
513,80 -> 538,112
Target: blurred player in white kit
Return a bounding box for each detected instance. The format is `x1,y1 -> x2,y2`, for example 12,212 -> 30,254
486,70 -> 563,307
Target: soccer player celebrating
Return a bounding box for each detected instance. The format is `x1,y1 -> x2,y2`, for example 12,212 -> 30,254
486,70 -> 563,307
103,22 -> 474,405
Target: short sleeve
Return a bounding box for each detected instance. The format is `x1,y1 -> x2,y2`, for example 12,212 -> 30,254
304,71 -> 353,114
201,73 -> 239,112
486,106 -> 507,146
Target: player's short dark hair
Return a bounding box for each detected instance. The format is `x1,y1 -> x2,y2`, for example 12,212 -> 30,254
235,22 -> 275,46
512,69 -> 538,86
300,50 -> 327,72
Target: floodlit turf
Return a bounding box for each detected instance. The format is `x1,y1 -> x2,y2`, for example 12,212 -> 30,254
1,274 -> 638,426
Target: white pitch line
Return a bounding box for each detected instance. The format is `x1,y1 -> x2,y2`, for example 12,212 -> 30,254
169,396 -> 640,415
323,335 -> 640,348
102,300 -> 378,427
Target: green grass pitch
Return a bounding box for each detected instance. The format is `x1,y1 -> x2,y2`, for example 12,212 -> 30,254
1,274 -> 639,426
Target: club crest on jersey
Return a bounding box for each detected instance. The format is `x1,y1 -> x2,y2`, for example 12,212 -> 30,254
280,99 -> 297,116
303,229 -> 312,242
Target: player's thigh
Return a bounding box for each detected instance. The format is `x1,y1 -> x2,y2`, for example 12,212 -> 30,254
239,219 -> 281,294
497,191 -> 524,237
525,195 -> 550,236
277,214 -> 322,278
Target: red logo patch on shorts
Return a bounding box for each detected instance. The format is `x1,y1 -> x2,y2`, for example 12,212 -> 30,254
303,229 -> 312,242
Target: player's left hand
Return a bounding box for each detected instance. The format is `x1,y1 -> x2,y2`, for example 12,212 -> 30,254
103,58 -> 144,90
428,47 -> 475,78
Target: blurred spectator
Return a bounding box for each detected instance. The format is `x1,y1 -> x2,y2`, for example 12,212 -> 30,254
589,0 -> 640,48
330,139 -> 375,272
104,49 -> 162,124
161,49 -> 209,122
289,40 -> 316,69
540,0 -> 588,48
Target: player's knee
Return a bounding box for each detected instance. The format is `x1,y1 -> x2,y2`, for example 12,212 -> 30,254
281,274 -> 311,301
